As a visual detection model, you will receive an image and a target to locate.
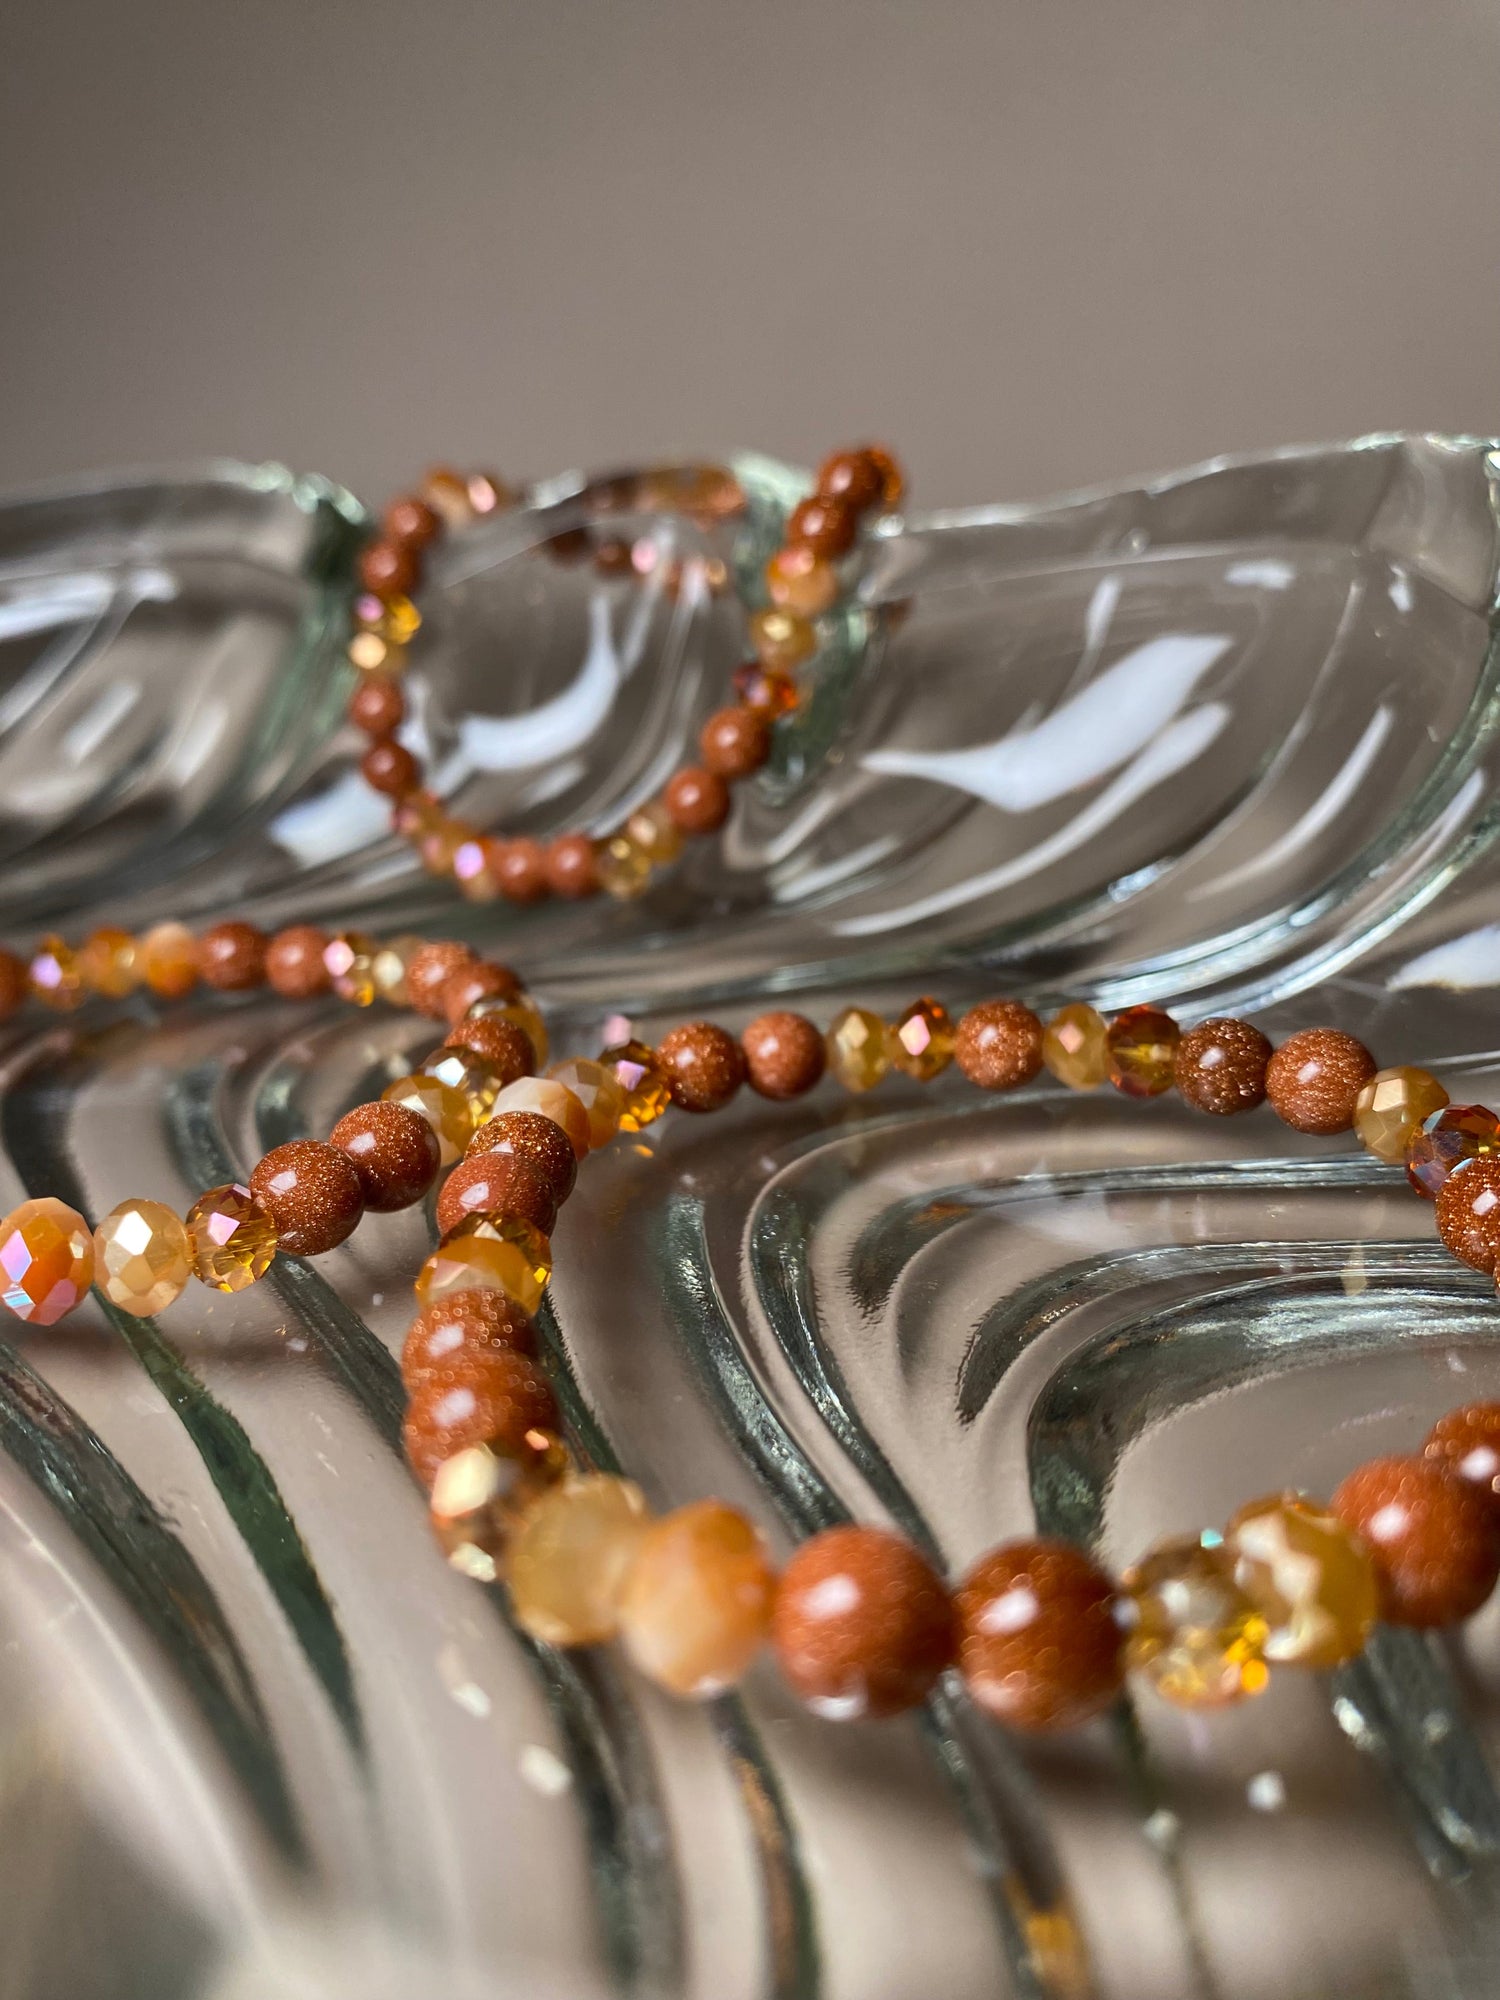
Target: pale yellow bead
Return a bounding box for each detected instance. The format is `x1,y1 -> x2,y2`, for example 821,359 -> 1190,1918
625,800 -> 684,866
1042,1004 -> 1109,1090
545,1058 -> 625,1149
429,1433 -> 568,1584
598,831 -> 652,901
372,933 -> 428,1006
1353,1066 -> 1450,1164
93,1198 -> 192,1316
509,1475 -> 651,1645
488,1077 -> 591,1160
827,1007 -> 891,1092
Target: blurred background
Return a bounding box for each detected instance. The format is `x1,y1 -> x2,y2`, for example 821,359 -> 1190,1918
3,0 -> 1499,509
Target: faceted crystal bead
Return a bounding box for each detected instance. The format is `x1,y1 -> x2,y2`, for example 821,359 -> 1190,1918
598,831 -> 652,900
1226,1493 -> 1379,1667
78,926 -> 140,998
827,1007 -> 891,1092
139,922 -> 199,999
93,1198 -> 192,1317
372,933 -> 428,1006
546,1058 -> 625,1149
1406,1103 -> 1500,1198
732,661 -> 799,716
186,1183 -> 278,1292
1105,1006 -> 1180,1098
429,1432 -> 568,1584
29,935 -> 83,1009
415,1215 -> 553,1315
508,1474 -> 651,1645
890,998 -> 955,1081
0,1197 -> 95,1324
354,591 -> 421,645
452,838 -> 500,901
381,1073 -> 475,1165
624,800 -> 683,867
599,1041 -> 672,1132
1121,1536 -> 1269,1707
469,994 -> 549,1066
487,1078 -> 591,1161
1353,1067 -> 1450,1165
618,1500 -> 777,1698
416,1048 -> 506,1124
324,931 -> 379,1006
1041,1003 -> 1109,1090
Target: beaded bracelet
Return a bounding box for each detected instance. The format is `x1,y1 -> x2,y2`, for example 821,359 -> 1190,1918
6,921 -> 1500,1732
346,443 -> 903,906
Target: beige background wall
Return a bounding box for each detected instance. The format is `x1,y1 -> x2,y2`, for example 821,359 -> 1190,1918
3,0 -> 1499,512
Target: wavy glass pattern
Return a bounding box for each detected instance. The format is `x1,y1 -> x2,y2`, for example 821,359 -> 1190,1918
0,438 -> 1499,1998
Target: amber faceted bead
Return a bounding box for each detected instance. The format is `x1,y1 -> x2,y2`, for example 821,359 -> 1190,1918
358,539 -> 419,600
466,1109 -> 578,1205
249,1141 -> 363,1258
773,1526 -> 956,1721
265,925 -> 332,999
955,1538 -> 1123,1732
546,832 -> 601,899
381,1072 -> 474,1166
827,1007 -> 891,1092
509,1475 -> 652,1647
1332,1454 -> 1500,1626
547,1058 -> 625,1148
196,921 -> 267,992
0,948 -> 27,1016
186,1183 -> 278,1292
663,766 -> 731,835
1225,1493 -> 1378,1668
1121,1537 -> 1269,1707
1041,1003 -> 1109,1091
1353,1066 -> 1449,1164
657,1022 -> 746,1114
597,830 -> 652,901
741,1012 -> 826,1100
0,1198 -> 95,1325
140,922 -> 199,1000
732,662 -> 799,717
329,1100 -> 440,1213
443,1014 -> 535,1083
891,998 -> 955,1081
700,706 -> 770,780
598,1041 -> 673,1132
418,1047 -> 509,1126
748,607 -> 817,674
1172,1017 -> 1272,1117
77,927 -> 140,998
765,544 -> 840,617
625,802 -> 684,868
429,1433 -> 568,1584
489,1077 -> 591,1160
1407,1104 -> 1500,1198
955,999 -> 1045,1092
1436,1156 -> 1500,1273
440,959 -> 522,1025
324,931 -> 378,1006
403,1348 -> 560,1487
786,493 -> 857,559
1105,1007 -> 1180,1099
436,1152 -> 558,1240
348,674 -> 405,737
1425,1402 -> 1500,1508
1265,1028 -> 1377,1135
405,942 -> 474,1020
619,1500 -> 777,1699
93,1199 -> 193,1317
401,1288 -> 537,1390
415,1214 -> 553,1315
29,935 -> 82,1009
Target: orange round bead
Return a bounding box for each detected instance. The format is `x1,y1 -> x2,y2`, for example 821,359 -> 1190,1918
401,1289 -> 537,1390
1172,1017 -> 1272,1116
772,1525 -> 955,1720
656,1022 -> 746,1113
442,1014 -> 535,1084
77,927 -> 139,998
265,926 -> 332,999
619,1500 -> 776,1699
1265,1028 -> 1377,1135
250,1140 -> 364,1258
1332,1454 -> 1500,1626
786,494 -> 857,559
1105,1006 -> 1180,1098
663,766 -> 731,835
196,921 -> 268,992
955,1538 -> 1123,1732
1435,1155 -> 1500,1273
140,922 -> 199,1000
1426,1403 -> 1500,1509
765,544 -> 840,616
741,1012 -> 826,1100
466,1109 -> 578,1204
545,833 -> 600,899
329,1100 -> 441,1213
435,1152 -> 558,1240
405,942 -> 473,1020
403,1349 -> 559,1487
954,1000 -> 1044,1091
699,706 -> 771,781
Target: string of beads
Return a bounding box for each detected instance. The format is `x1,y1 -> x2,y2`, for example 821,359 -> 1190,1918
345,445 -> 903,906
4,922 -> 1500,1728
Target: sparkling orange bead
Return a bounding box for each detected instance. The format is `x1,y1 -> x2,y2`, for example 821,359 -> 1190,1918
954,999 -> 1044,1091
1425,1402 -> 1500,1509
1436,1155 -> 1500,1273
329,1100 -> 441,1212
381,1072 -> 475,1165
0,1197 -> 95,1325
139,922 -> 199,1000
465,1110 -> 578,1204
401,1289 -> 537,1390
1041,1003 -> 1110,1090
249,1140 -> 364,1258
599,1041 -> 672,1132
827,1007 -> 891,1092
29,935 -> 83,1009
467,994 -> 549,1067
1406,1104 -> 1500,1198
415,1215 -> 553,1315
435,1152 -> 557,1240
403,1349 -> 560,1486
1332,1454 -> 1500,1626
741,1012 -> 825,1099
771,1526 -> 956,1720
890,998 -> 955,1081
186,1183 -> 277,1292
429,1433 -> 568,1584
1225,1493 -> 1378,1667
546,1058 -> 625,1148
955,1538 -> 1123,1731
1121,1537 -> 1269,1707
487,1077 -> 591,1161
1105,1006 -> 1180,1098
1265,1028 -> 1377,1135
439,958 -> 523,1027
1353,1067 -> 1449,1164
93,1199 -> 192,1317
78,926 -> 140,998
405,941 -> 473,1019
657,1022 -> 746,1113
509,1475 -> 652,1646
749,607 -> 817,673
1172,1017 -> 1272,1116
618,1500 -> 777,1699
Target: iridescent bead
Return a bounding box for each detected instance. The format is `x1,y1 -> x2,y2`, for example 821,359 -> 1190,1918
468,994 -> 549,1067
624,800 -> 684,867
1353,1067 -> 1449,1164
323,931 -> 379,1006
1406,1103 -> 1500,1198
749,607 -> 818,673
508,1475 -> 652,1646
1121,1536 -> 1269,1707
890,998 -> 955,1081
1225,1493 -> 1378,1668
0,1198 -> 95,1324
354,591 -> 421,644
29,935 -> 83,1009
415,1214 -> 553,1315
78,926 -> 140,998
827,1007 -> 891,1092
416,1047 -> 507,1125
1105,1006 -> 1180,1098
186,1183 -> 277,1293
732,662 -> 799,716
487,1078 -> 591,1161
93,1198 -> 192,1317
546,1058 -> 625,1148
452,836 -> 500,900
597,830 -> 652,900
139,922 -> 199,1000
618,1500 -> 777,1698
429,1433 -> 568,1584
599,1041 -> 672,1131
371,933 -> 428,1007
380,1072 -> 474,1165
1041,1003 -> 1109,1090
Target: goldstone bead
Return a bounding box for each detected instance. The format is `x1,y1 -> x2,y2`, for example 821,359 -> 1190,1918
429,1433 -> 568,1584
1332,1453 -> 1500,1626
415,1215 -> 553,1315
0,1197 -> 95,1324
93,1198 -> 193,1317
1265,1027 -> 1377,1135
599,1041 -> 672,1131
488,1077 -> 591,1161
468,994 -> 549,1067
618,1500 -> 777,1698
1121,1536 -> 1269,1707
186,1183 -> 278,1293
1353,1066 -> 1449,1164
381,1072 -> 475,1165
827,1007 -> 891,1092
508,1475 -> 652,1645
417,1047 -> 508,1124
1105,1006 -> 1180,1098
1425,1402 -> 1500,1509
403,1350 -> 560,1487
1041,1003 -> 1109,1090
1225,1493 -> 1378,1667
546,1058 -> 625,1148
890,998 -> 954,1081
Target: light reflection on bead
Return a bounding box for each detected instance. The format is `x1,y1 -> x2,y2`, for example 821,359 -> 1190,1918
1225,1493 -> 1378,1667
599,1041 -> 672,1132
381,1072 -> 475,1165
416,1047 -> 507,1124
624,800 -> 683,867
140,922 -> 198,1000
827,1007 -> 891,1092
1121,1536 -> 1269,1707
324,932 -> 379,1006
371,934 -> 428,1007
29,935 -> 83,1010
890,998 -> 954,1081
415,1214 -> 553,1315
93,1198 -> 192,1317
1042,1003 -> 1109,1090
186,1183 -> 277,1293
